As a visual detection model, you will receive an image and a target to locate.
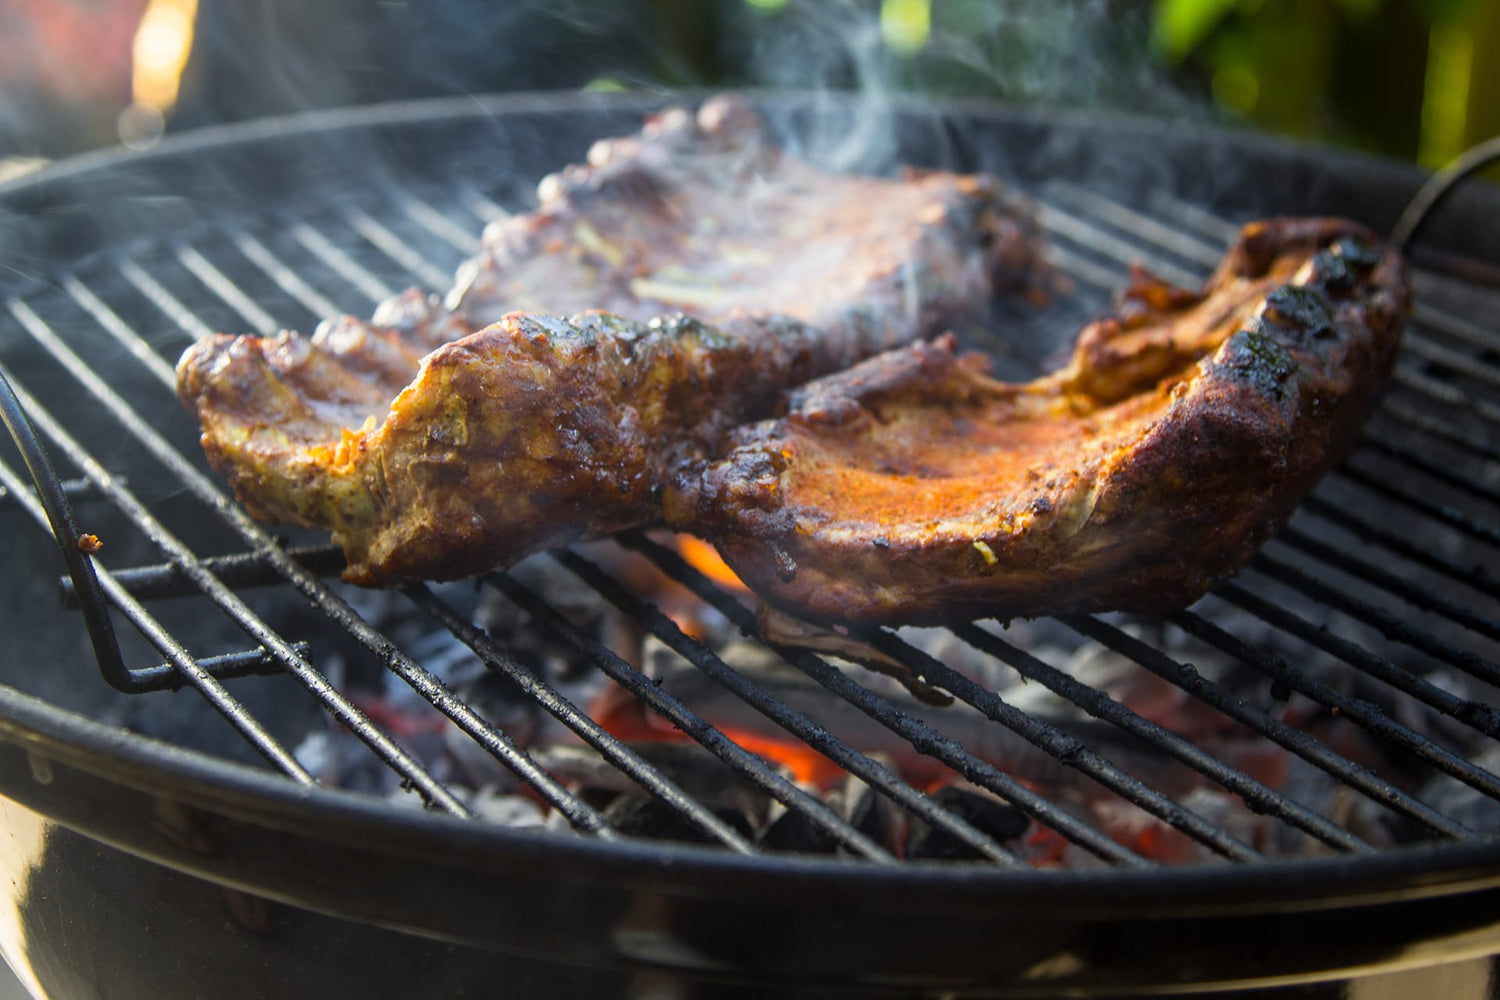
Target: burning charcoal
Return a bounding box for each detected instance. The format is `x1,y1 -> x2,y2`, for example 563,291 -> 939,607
906,784 -> 1029,861
602,793 -> 754,846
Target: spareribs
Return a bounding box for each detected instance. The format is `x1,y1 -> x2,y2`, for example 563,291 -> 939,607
177,96 -> 1046,584
665,218 -> 1410,625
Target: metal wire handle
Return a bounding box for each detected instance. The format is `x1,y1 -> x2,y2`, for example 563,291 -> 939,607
1390,135 -> 1500,251
0,365 -> 292,692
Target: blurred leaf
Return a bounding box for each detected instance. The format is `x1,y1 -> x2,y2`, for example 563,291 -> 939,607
1152,0 -> 1240,61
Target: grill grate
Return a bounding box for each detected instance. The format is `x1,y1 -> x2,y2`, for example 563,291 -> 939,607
2,109 -> 1499,869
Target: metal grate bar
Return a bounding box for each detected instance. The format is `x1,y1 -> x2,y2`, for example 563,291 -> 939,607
1414,302 -> 1500,357
1044,182 -> 1224,269
406,582 -> 760,855
344,208 -> 454,291
622,532 -> 1151,867
491,565 -> 901,863
861,629 -> 1265,862
400,193 -> 482,254
1402,334 -> 1500,391
1250,551 -> 1499,684
1393,368 -> 1500,432
0,475 -> 98,510
3,464 -> 311,779
1145,192 -> 1240,244
546,550 -> 1023,863
1299,496 -> 1499,602
1215,581 -> 1500,738
231,228 -> 346,321
1377,400 -> 1500,466
290,223 -> 396,304
1275,525 -> 1500,648
118,256 -> 217,344
952,623 -> 1372,854
1036,202 -> 1205,289
1334,462 -> 1500,548
459,185 -> 511,224
0,374 -> 313,786
60,275 -> 178,390
1165,608 -> 1500,807
176,245 -> 280,335
0,322 -> 471,813
1359,435 -> 1500,510
58,545 -> 348,606
1042,244 -> 1124,294
1066,614 -> 1476,839
9,295 -> 624,831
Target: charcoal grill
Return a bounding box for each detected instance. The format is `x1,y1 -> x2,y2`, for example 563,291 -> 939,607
1,90 -> 1499,998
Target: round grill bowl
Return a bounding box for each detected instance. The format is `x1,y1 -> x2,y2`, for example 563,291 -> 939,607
1,91 -> 1498,998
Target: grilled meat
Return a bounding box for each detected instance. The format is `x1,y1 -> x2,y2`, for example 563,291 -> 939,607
665,218 -> 1410,626
177,96 -> 1046,585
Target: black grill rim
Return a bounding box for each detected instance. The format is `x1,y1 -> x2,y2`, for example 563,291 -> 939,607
5,679 -> 1500,910
1,90 -> 1498,924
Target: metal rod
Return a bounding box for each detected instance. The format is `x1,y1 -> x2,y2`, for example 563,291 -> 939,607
489,567 -> 902,863
0,454 -> 313,781
10,298 -> 479,818
291,222 -> 395,304
1377,399 -> 1500,466
1299,496 -> 1499,602
231,227 -> 345,320
1065,613 -> 1476,839
1276,524 -> 1500,647
1414,301 -> 1500,358
400,193 -> 482,253
344,208 -> 454,291
1045,182 -> 1224,268
1358,434 -> 1500,511
118,255 -> 216,343
1036,201 -> 1207,289
545,551 -> 1023,863
1251,551 -> 1500,683
1215,582 -> 1500,739
1393,368 -> 1500,432
1334,463 -> 1500,549
952,623 -> 1371,854
61,274 -> 178,391
175,244 -> 280,335
621,532 -> 1150,868
1164,608 -> 1500,808
406,582 -> 760,855
859,628 -> 1265,863
58,544 -> 347,607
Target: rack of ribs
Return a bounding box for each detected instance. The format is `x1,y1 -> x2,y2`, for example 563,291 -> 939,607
176,96 -> 1048,585
665,218 -> 1409,626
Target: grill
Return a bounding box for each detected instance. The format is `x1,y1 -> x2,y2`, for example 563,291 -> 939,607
1,91 -> 1499,997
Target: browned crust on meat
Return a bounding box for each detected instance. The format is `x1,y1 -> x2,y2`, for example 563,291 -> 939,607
177,98 -> 1047,586
665,218 -> 1410,626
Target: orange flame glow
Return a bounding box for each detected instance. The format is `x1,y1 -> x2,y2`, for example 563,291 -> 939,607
675,534 -> 749,593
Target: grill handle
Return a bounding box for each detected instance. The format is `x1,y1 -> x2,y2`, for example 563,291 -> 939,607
0,366 -> 134,690
0,368 -> 292,693
1390,135 -> 1500,251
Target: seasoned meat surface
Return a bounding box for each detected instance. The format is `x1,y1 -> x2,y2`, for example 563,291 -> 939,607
177,96 -> 1045,584
448,95 -> 1045,340
665,218 -> 1410,626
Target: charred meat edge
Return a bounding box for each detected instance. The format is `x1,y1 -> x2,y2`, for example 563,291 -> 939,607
177,96 -> 1046,585
665,217 -> 1410,626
